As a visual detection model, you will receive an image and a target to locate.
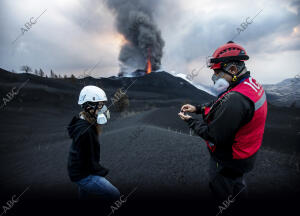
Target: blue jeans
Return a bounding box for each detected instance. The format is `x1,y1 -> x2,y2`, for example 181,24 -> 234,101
75,175 -> 120,201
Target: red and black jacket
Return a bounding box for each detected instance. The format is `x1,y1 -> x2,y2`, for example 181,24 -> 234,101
187,72 -> 267,175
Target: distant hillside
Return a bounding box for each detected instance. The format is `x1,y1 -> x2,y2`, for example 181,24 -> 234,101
264,77 -> 300,108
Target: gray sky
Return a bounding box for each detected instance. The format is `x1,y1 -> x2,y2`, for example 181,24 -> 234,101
0,0 -> 299,85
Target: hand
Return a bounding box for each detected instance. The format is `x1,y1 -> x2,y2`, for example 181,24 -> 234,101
181,104 -> 196,113
178,112 -> 192,121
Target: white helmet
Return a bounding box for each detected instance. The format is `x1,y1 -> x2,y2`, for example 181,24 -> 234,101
78,86 -> 107,105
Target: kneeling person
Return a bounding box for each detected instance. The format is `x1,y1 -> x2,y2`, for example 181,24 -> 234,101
67,85 -> 120,201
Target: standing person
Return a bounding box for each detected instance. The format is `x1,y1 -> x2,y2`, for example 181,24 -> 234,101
178,41 -> 267,207
67,86 -> 120,201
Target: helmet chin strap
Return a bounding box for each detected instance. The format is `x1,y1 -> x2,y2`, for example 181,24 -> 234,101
219,69 -> 236,82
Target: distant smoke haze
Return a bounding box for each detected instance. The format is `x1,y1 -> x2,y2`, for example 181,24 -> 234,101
105,0 -> 165,76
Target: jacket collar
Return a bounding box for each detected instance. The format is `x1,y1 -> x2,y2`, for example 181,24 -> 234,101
229,71 -> 251,89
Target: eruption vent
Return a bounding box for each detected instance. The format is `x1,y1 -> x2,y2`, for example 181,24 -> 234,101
146,48 -> 152,74
146,57 -> 152,74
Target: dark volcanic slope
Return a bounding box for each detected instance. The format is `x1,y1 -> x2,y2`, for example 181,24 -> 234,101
0,107 -> 299,215
0,68 -> 299,215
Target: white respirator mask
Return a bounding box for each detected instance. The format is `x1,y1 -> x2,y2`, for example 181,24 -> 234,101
211,73 -> 230,96
97,105 -> 110,125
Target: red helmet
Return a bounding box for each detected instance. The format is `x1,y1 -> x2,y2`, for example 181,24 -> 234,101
207,41 -> 249,70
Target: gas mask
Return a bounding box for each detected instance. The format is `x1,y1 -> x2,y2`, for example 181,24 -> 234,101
211,73 -> 229,96
97,105 -> 110,125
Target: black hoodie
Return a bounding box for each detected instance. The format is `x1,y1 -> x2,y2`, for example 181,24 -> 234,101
67,116 -> 109,182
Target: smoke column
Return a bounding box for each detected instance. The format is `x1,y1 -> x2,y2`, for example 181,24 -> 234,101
105,0 -> 165,76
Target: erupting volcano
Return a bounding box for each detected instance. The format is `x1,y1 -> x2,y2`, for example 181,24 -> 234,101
105,0 -> 165,77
